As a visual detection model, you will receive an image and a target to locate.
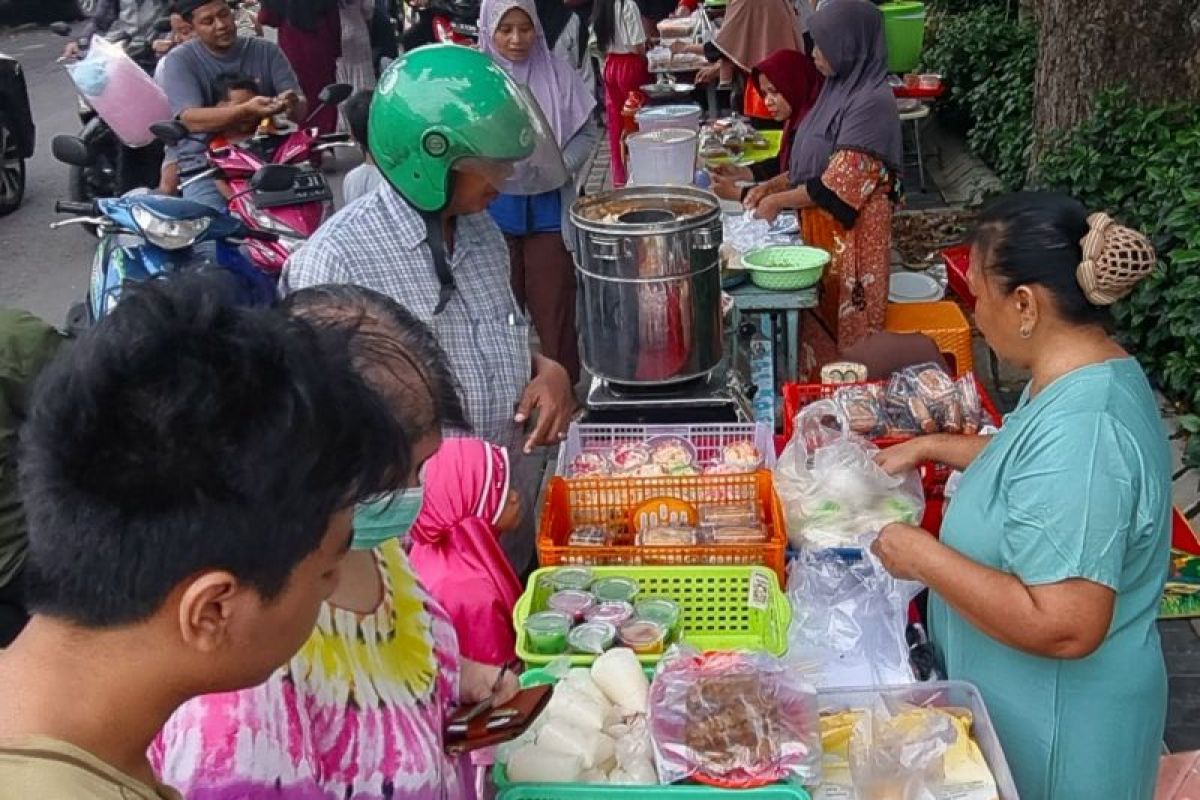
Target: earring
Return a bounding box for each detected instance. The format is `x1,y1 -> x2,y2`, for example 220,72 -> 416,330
1019,324 -> 1033,339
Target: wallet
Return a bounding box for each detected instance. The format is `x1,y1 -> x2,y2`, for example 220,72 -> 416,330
444,684 -> 552,756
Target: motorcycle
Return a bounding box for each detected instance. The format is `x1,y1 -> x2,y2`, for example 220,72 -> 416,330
52,139 -> 278,329
51,20 -> 168,204
429,0 -> 479,45
153,83 -> 355,274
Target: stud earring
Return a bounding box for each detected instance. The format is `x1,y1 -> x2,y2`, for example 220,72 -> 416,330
1019,325 -> 1033,339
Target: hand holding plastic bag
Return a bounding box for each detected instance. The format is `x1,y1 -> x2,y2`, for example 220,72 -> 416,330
849,697 -> 958,800
774,401 -> 924,550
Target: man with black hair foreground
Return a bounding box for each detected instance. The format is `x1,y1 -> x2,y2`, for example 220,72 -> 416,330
0,274 -> 410,799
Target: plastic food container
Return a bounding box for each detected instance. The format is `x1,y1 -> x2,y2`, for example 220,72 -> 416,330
618,619 -> 667,654
918,73 -> 942,90
626,128 -> 698,187
592,576 -> 640,603
586,600 -> 636,627
523,611 -> 572,655
567,621 -> 617,655
636,103 -> 703,133
547,567 -> 594,592
547,589 -> 595,622
636,597 -> 682,641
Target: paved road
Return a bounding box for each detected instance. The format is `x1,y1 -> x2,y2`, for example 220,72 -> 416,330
0,23 -> 93,325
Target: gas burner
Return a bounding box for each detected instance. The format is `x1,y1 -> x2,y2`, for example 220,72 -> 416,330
583,365 -> 753,424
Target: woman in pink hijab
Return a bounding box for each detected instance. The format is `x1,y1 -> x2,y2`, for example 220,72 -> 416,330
409,437 -> 525,667
480,0 -> 598,388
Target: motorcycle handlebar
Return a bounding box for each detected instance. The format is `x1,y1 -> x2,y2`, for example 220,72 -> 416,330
241,229 -> 280,242
55,200 -> 96,215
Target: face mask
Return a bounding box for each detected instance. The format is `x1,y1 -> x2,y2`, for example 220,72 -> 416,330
351,487 -> 424,551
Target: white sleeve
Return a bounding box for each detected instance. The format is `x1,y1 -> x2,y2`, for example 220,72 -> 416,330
619,0 -> 646,47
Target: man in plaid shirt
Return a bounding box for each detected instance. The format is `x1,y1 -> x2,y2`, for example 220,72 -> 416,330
283,46 -> 576,574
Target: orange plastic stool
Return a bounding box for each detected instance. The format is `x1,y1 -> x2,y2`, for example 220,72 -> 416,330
884,301 -> 974,377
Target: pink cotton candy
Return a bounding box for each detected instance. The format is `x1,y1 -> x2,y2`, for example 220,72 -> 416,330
68,37 -> 170,148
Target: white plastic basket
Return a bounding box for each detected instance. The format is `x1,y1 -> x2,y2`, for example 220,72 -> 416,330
816,681 -> 1020,800
555,422 -> 777,476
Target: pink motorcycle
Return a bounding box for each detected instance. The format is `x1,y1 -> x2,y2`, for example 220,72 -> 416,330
154,83 -> 355,274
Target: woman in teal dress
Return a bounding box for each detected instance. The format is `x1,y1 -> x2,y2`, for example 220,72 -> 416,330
872,192 -> 1167,799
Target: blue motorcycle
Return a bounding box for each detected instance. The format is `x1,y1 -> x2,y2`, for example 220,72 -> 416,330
52,192 -> 278,330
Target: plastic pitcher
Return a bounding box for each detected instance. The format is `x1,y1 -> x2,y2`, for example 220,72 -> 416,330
626,128 -> 698,187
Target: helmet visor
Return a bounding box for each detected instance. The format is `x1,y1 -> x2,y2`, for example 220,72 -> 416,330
500,85 -> 569,196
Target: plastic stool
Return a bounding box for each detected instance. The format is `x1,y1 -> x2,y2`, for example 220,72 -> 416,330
885,300 -> 973,377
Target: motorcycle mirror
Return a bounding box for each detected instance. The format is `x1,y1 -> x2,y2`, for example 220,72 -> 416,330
251,164 -> 301,193
50,134 -> 95,168
317,83 -> 354,106
49,21 -> 72,36
149,121 -> 189,146
153,16 -> 173,32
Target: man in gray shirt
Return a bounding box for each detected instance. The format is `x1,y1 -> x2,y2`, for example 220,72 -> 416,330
156,0 -> 305,208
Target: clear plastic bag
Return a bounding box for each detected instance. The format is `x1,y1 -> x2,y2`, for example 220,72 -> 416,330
849,696 -> 959,800
66,36 -> 170,148
775,401 -> 924,550
648,646 -> 821,787
723,211 -> 795,253
786,542 -> 922,688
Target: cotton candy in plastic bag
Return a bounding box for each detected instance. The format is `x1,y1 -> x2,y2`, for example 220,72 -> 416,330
774,400 -> 924,550
786,540 -> 923,688
849,695 -> 958,800
648,646 -> 821,787
66,37 -> 170,147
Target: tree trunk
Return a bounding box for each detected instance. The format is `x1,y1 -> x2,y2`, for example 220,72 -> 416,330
1031,0 -> 1200,159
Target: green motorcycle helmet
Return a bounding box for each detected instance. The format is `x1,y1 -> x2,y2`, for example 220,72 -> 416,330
369,45 -> 539,213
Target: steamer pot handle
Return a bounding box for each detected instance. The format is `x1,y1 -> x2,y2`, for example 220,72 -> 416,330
691,224 -> 721,250
590,236 -> 621,261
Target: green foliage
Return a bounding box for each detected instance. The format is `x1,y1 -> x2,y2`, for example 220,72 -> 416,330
921,6 -> 1037,189
1034,89 -> 1200,465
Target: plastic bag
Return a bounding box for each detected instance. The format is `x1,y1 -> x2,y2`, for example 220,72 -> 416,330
66,36 -> 170,148
775,401 -> 924,550
956,375 -> 983,435
648,647 -> 821,787
833,383 -> 889,438
849,696 -> 959,800
723,211 -> 795,253
902,362 -> 962,434
786,542 -> 922,688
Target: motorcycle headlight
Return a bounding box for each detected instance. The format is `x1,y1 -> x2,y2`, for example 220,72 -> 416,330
248,208 -> 302,238
132,206 -> 212,251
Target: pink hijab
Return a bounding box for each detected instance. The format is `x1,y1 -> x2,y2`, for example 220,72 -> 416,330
409,437 -> 523,666
478,0 -> 595,146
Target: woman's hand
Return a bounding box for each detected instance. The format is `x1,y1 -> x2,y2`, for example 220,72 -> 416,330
752,192 -> 788,223
742,182 -> 772,211
695,63 -> 721,85
710,164 -> 753,182
870,522 -> 937,582
459,660 -> 520,706
708,172 -> 742,201
874,438 -> 930,476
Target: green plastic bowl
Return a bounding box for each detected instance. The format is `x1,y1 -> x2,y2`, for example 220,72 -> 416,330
741,245 -> 829,291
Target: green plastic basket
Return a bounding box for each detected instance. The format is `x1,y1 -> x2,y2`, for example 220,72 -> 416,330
494,667 -> 811,800
741,246 -> 829,291
514,565 -> 791,667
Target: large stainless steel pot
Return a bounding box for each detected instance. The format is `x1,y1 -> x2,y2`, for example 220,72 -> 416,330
571,186 -> 723,386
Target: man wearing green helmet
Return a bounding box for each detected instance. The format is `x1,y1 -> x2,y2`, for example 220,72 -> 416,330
282,45 -> 576,574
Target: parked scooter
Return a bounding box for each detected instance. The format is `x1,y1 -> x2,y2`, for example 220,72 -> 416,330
429,0 -> 480,45
51,20 -> 167,203
52,138 -> 278,329
153,83 -> 355,274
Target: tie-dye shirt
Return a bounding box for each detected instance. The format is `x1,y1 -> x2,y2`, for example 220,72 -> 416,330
150,542 -> 470,800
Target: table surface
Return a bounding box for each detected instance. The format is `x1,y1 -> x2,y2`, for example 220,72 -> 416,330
727,282 -> 818,310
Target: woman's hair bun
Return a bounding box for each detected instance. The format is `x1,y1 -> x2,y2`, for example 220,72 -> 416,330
1076,212 -> 1157,306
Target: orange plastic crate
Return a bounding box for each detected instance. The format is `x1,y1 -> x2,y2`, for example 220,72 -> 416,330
885,301 -> 974,377
536,471 -> 787,583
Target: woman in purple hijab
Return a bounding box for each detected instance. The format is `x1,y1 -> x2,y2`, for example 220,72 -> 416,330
744,0 -> 902,378
481,0 -> 598,386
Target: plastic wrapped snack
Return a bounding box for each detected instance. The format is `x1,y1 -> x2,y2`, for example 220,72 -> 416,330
570,452 -> 611,478
612,442 -> 652,472
648,436 -> 696,471
67,36 -> 170,147
903,363 -> 960,433
774,401 -> 924,550
885,374 -> 933,436
569,525 -> 614,547
698,503 -> 759,527
957,375 -> 984,435
649,648 -> 821,787
637,525 -> 699,546
833,384 -> 889,438
706,524 -> 768,544
849,697 -> 959,800
722,440 -> 763,471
